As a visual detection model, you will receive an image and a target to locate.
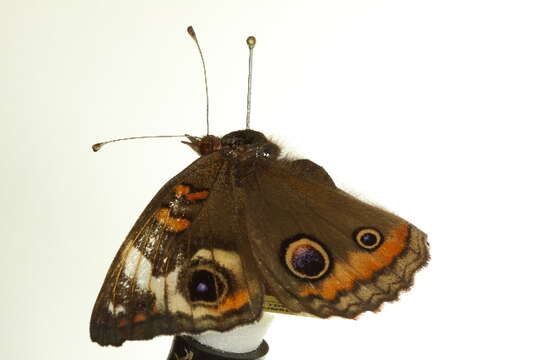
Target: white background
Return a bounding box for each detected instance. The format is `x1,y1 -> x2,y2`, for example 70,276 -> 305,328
1,1 -> 539,359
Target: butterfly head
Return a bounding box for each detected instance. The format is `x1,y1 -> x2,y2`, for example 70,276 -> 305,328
221,129 -> 267,148
182,135 -> 222,155
221,129 -> 280,159
183,130 -> 280,159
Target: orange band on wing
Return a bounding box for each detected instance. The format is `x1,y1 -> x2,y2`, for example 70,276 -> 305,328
185,191 -> 209,201
218,290 -> 250,312
155,208 -> 191,232
133,313 -> 147,324
116,313 -> 148,328
299,223 -> 409,300
174,184 -> 191,197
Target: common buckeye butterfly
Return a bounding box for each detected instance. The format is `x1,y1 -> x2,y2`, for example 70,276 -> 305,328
90,26 -> 429,347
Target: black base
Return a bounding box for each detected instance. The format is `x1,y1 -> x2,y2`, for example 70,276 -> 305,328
167,335 -> 269,360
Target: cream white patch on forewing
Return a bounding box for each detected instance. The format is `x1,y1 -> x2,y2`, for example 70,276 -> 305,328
123,247 -> 140,279
121,247 -> 169,312
149,276 -> 166,311
123,247 -> 152,291
136,255 -> 152,290
193,306 -> 212,318
193,249 -> 242,275
214,249 -> 242,275
193,249 -> 212,260
107,302 -> 126,316
120,248 -> 247,316
166,266 -> 190,314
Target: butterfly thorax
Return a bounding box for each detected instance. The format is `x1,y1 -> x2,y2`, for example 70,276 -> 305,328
184,129 -> 280,160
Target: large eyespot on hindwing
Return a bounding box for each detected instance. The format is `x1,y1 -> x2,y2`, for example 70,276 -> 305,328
281,235 -> 331,280
184,265 -> 229,305
353,227 -> 384,251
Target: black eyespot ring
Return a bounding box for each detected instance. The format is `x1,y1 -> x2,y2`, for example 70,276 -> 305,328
353,227 -> 384,251
185,265 -> 228,304
281,235 -> 331,280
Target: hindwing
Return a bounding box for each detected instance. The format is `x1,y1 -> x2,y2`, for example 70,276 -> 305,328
238,159 -> 429,318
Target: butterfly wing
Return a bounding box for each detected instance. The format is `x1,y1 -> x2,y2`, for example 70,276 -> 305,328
238,158 -> 429,318
91,153 -> 263,346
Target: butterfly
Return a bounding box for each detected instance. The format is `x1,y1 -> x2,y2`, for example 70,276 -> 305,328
90,27 -> 429,347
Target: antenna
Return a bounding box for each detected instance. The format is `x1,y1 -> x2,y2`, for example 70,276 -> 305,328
245,36 -> 256,129
91,135 -> 188,152
91,27 -> 216,153
187,26 -> 210,135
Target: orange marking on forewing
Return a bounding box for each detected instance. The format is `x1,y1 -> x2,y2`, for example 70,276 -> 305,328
155,208 -> 191,232
174,184 -> 191,197
218,290 -> 250,312
117,318 -> 128,328
299,223 -> 409,300
133,313 -> 147,324
185,190 -> 209,201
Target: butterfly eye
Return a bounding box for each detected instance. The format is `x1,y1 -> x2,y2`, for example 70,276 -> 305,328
353,228 -> 384,250
282,236 -> 331,280
186,267 -> 228,304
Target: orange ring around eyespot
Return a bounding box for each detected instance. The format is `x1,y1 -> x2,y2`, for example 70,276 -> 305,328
298,223 -> 409,300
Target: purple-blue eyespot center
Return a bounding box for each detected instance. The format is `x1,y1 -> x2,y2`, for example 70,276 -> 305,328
291,245 -> 325,277
187,268 -> 226,303
284,237 -> 330,280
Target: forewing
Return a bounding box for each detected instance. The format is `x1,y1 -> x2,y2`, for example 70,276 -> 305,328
239,159 -> 429,318
90,153 -> 263,346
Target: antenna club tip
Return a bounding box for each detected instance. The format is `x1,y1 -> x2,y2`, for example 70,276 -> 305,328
246,36 -> 256,48
187,26 -> 196,39
92,143 -> 102,152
